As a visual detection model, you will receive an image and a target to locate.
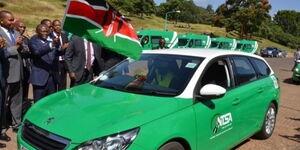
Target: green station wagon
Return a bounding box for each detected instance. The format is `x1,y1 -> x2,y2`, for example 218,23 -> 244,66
292,61 -> 300,82
17,49 -> 280,150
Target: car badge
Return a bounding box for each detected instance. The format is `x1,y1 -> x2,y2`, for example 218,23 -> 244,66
45,117 -> 55,125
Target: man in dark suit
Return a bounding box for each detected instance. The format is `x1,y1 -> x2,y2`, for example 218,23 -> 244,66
101,48 -> 126,71
28,24 -> 63,102
0,36 -> 7,148
0,10 -> 27,138
51,19 -> 69,91
65,35 -> 104,87
40,19 -> 53,36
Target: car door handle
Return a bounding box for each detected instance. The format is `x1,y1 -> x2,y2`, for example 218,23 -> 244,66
257,87 -> 263,93
232,98 -> 240,105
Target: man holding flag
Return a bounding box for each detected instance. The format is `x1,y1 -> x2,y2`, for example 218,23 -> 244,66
62,0 -> 142,60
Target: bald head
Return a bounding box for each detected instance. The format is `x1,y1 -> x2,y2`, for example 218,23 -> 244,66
0,10 -> 12,19
14,20 -> 26,35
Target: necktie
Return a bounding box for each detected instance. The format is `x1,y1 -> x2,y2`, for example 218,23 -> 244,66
8,30 -> 16,45
58,35 -> 64,61
86,42 -> 92,70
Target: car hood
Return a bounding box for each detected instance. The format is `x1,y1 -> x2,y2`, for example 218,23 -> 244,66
23,84 -> 192,143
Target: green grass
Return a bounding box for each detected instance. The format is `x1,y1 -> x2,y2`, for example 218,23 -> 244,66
2,0 -> 65,36
1,0 -> 294,54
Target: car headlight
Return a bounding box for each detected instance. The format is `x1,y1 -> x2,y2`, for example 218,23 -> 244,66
295,68 -> 299,72
76,128 -> 139,150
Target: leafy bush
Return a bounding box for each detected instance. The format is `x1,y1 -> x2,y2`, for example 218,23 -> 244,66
0,2 -> 7,8
255,22 -> 300,49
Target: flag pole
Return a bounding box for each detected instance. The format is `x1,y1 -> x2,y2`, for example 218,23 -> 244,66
62,0 -> 72,30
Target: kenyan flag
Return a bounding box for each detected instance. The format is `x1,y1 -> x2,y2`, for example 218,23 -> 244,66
62,0 -> 142,59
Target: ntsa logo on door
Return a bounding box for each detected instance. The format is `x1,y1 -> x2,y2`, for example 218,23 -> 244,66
211,113 -> 233,139
213,113 -> 233,134
218,113 -> 232,127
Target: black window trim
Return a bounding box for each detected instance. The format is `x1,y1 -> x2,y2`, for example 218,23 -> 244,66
229,55 -> 259,88
248,57 -> 271,79
193,55 -> 235,103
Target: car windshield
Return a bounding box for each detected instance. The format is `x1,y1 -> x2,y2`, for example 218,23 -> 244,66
93,54 -> 204,96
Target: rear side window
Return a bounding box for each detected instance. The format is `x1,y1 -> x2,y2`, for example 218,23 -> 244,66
250,58 -> 271,78
151,36 -> 162,44
195,40 -> 202,47
231,56 -> 257,86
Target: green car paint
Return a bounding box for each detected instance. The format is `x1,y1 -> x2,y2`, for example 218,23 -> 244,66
235,40 -> 258,54
18,84 -> 193,149
176,34 -> 211,48
137,29 -> 178,50
17,50 -> 280,150
209,37 -> 237,50
292,63 -> 300,82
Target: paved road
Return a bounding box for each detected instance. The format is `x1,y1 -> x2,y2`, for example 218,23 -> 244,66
3,57 -> 300,150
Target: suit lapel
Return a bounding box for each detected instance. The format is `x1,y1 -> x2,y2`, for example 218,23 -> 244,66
0,27 -> 13,46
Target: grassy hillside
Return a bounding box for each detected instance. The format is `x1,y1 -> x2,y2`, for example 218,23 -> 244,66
0,0 -> 294,54
1,0 -> 66,36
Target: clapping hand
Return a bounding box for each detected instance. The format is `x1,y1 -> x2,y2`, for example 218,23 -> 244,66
16,36 -> 24,45
0,38 -> 5,49
52,37 -> 60,47
62,43 -> 69,50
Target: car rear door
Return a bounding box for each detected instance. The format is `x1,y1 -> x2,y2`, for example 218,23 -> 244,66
229,56 -> 267,139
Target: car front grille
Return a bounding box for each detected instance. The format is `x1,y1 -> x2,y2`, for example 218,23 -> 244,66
21,120 -> 71,150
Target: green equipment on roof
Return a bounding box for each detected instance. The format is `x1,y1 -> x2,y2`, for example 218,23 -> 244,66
137,29 -> 178,50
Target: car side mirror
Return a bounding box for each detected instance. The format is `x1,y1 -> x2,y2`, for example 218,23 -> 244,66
199,84 -> 226,99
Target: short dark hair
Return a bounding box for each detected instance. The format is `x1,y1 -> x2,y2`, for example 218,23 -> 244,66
0,10 -> 12,20
40,19 -> 51,25
52,19 -> 61,25
36,24 -> 47,32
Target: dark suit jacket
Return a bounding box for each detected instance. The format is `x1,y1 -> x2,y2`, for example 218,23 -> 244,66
101,48 -> 126,70
28,35 -> 64,86
0,48 -> 8,90
50,32 -> 69,49
65,35 -> 104,81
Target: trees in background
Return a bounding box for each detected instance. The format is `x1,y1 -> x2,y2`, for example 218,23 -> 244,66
255,10 -> 300,48
108,0 -> 299,48
109,0 -> 214,24
156,0 -> 214,24
108,0 -> 155,17
274,10 -> 300,37
215,0 -> 271,39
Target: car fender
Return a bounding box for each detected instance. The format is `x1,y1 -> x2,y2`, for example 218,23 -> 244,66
130,104 -> 196,150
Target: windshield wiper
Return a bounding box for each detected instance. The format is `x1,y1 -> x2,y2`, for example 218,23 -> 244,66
100,84 -> 178,96
130,90 -> 178,96
100,85 -> 123,91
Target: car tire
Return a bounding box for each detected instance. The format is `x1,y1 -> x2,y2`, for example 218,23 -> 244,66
254,103 -> 277,139
159,142 -> 185,150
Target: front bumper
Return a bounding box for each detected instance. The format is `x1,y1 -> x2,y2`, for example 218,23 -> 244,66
292,72 -> 300,82
17,125 -> 145,150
